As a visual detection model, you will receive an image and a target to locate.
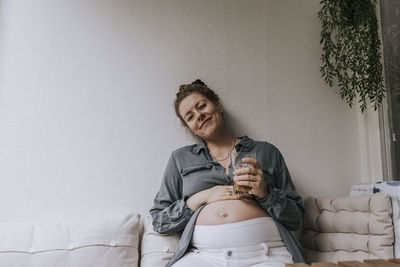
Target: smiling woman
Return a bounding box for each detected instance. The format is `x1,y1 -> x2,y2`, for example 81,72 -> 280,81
178,92 -> 224,141
150,80 -> 304,267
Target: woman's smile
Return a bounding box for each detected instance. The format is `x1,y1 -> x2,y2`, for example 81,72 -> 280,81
200,117 -> 212,129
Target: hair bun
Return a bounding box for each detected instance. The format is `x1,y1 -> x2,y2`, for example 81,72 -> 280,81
178,79 -> 207,93
191,79 -> 206,86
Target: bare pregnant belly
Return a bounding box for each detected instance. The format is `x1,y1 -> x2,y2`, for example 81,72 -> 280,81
196,199 -> 269,225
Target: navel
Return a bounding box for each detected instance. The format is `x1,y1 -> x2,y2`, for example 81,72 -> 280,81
219,212 -> 228,218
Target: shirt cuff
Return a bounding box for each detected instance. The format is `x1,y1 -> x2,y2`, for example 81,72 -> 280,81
255,188 -> 287,207
181,198 -> 195,216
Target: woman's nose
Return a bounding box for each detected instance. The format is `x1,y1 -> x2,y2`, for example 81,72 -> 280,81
198,113 -> 205,121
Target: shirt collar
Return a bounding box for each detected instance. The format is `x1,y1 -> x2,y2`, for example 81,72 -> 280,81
193,139 -> 207,154
193,135 -> 254,154
234,135 -> 254,152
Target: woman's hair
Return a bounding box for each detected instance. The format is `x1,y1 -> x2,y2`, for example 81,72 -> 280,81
174,79 -> 221,126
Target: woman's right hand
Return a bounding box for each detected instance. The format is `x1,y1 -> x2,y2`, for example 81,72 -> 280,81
186,185 -> 250,211
206,185 -> 237,203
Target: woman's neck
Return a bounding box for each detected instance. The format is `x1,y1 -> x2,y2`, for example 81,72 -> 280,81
204,127 -> 237,156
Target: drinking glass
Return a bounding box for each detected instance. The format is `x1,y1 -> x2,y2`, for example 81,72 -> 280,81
231,152 -> 256,195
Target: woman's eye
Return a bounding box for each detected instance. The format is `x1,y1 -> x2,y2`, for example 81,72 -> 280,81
187,115 -> 193,121
199,104 -> 206,109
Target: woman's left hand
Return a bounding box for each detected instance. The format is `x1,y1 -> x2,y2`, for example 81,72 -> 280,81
233,158 -> 269,199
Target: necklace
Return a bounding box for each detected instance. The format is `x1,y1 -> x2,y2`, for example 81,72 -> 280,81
210,138 -> 236,161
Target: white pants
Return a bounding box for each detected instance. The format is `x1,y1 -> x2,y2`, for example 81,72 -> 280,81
172,217 -> 293,267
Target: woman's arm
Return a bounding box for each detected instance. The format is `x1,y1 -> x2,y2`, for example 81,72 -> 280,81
256,148 -> 304,231
150,152 -> 246,234
150,152 -> 194,234
152,182 -> 243,232
185,185 -> 243,211
233,146 -> 304,231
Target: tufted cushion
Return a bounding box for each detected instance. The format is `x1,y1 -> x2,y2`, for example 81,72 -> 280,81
140,214 -> 180,267
0,213 -> 141,267
302,193 -> 394,263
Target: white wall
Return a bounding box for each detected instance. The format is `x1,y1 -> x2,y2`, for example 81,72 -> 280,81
0,0 -> 382,222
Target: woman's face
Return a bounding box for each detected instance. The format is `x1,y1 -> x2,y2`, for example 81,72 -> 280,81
179,92 -> 224,140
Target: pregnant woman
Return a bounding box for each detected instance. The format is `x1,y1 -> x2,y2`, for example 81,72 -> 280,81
150,80 -> 304,267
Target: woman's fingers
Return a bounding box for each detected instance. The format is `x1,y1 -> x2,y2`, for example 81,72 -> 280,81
232,158 -> 266,196
221,185 -> 243,199
223,194 -> 242,200
233,167 -> 261,176
220,185 -> 253,200
223,185 -> 232,191
234,174 -> 261,182
223,193 -> 252,200
236,180 -> 260,187
233,171 -> 267,199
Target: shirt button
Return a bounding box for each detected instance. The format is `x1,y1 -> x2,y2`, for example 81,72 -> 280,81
110,240 -> 117,246
68,244 -> 74,250
227,250 -> 232,256
162,246 -> 169,252
29,248 -> 36,253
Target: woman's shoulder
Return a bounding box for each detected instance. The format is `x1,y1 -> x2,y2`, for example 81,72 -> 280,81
251,139 -> 287,162
169,144 -> 201,161
168,144 -> 205,169
250,140 -> 286,168
252,139 -> 279,152
172,144 -> 198,154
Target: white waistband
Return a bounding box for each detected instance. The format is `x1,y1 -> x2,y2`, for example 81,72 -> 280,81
192,217 -> 284,249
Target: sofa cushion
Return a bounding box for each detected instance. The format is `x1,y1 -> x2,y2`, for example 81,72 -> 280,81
0,213 -> 141,267
140,214 -> 180,267
351,181 -> 400,258
302,193 -> 394,263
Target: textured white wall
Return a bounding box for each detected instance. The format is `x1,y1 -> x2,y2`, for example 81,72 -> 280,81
0,0 -> 382,222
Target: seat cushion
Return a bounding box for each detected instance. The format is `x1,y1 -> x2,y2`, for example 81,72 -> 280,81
302,193 -> 394,263
0,213 -> 141,267
140,214 -> 180,267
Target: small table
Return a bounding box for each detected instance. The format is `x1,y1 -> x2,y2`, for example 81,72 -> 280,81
287,259 -> 400,267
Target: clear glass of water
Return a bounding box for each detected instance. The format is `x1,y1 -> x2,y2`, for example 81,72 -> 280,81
231,152 -> 256,195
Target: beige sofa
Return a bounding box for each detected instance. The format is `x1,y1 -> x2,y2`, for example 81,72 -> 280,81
0,213 -> 181,267
0,193 -> 394,267
301,193 -> 394,263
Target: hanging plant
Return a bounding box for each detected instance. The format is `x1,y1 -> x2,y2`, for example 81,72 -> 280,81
318,0 -> 385,112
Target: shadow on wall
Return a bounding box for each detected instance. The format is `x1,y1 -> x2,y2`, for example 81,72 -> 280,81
224,109 -> 250,138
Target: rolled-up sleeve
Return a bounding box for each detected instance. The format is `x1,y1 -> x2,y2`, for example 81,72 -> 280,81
150,152 -> 194,234
256,148 -> 304,231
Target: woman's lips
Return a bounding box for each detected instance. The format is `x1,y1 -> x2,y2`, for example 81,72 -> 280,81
200,118 -> 212,129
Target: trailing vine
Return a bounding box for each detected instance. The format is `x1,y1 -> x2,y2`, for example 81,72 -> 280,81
318,0 -> 385,112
